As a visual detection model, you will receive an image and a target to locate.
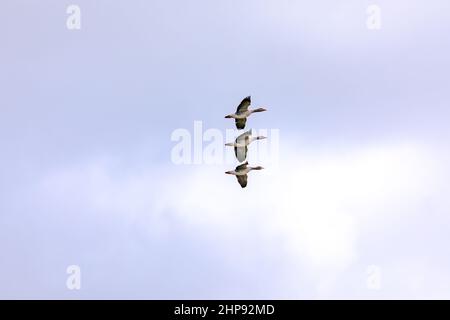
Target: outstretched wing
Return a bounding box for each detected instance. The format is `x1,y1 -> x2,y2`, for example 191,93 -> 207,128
236,174 -> 248,188
236,161 -> 248,171
235,118 -> 247,130
234,146 -> 248,163
236,96 -> 251,114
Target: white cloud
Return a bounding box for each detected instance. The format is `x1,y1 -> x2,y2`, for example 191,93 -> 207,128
34,140 -> 444,298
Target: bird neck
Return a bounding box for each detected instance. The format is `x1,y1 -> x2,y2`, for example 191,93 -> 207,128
250,136 -> 264,143
251,107 -> 265,113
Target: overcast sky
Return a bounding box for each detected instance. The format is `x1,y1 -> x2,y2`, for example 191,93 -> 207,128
1,0 -> 450,299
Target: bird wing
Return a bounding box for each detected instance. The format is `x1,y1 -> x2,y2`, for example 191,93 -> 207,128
235,96 -> 251,114
235,118 -> 247,130
235,161 -> 248,171
234,146 -> 248,163
235,129 -> 252,144
236,174 -> 248,188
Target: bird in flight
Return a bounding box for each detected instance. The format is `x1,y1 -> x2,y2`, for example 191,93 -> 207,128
225,161 -> 264,188
225,129 -> 266,162
225,96 -> 267,129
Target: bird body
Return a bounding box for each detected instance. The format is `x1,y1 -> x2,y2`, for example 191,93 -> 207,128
226,111 -> 251,119
225,129 -> 267,162
225,161 -> 264,188
225,96 -> 267,129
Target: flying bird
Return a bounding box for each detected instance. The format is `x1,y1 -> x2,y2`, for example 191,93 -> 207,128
225,129 -> 267,162
225,161 -> 264,188
225,96 -> 267,129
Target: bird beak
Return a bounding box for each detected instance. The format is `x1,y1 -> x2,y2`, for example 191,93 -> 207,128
225,171 -> 232,174
225,115 -> 232,118
259,136 -> 267,140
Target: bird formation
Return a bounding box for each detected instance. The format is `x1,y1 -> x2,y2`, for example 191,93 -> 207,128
224,96 -> 267,188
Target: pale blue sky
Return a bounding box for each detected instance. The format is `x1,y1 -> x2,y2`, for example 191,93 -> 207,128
1,0 -> 450,299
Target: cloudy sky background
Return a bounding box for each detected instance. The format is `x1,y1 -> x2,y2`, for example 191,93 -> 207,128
1,0 -> 450,299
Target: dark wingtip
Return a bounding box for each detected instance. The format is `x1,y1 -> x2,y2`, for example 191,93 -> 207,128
237,122 -> 246,129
